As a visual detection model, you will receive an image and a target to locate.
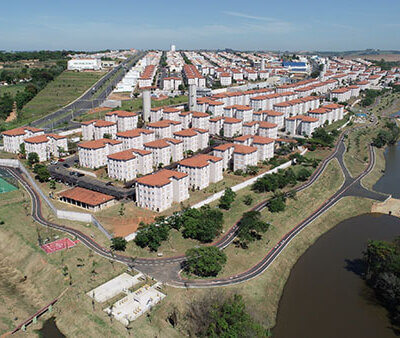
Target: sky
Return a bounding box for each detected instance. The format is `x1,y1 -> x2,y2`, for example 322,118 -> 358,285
1,0 -> 399,51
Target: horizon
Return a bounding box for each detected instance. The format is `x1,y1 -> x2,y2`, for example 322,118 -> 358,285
1,0 -> 399,51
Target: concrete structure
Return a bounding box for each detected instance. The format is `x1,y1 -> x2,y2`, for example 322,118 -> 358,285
135,169 -> 189,212
285,115 -> 319,136
234,135 -> 275,162
81,119 -> 117,140
213,143 -> 258,171
223,117 -> 243,138
24,134 -> 68,162
147,120 -> 182,139
258,121 -> 278,139
78,139 -> 123,169
2,126 -> 44,154
142,88 -> 151,122
173,128 -> 209,153
177,154 -> 223,190
191,111 -> 210,130
107,148 -> 153,181
189,84 -> 197,111
58,187 -> 115,212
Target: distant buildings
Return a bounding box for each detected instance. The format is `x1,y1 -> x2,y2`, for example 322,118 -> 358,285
67,58 -> 102,71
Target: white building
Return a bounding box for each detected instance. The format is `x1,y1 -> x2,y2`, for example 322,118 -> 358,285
234,135 -> 274,162
116,128 -> 155,150
144,138 -> 183,167
285,115 -> 319,137
223,117 -> 243,138
2,126 -> 44,154
163,77 -> 182,91
258,121 -> 278,139
213,143 -> 258,171
177,154 -> 223,190
82,119 -> 117,141
107,148 -> 153,181
78,139 -> 123,169
136,169 -> 189,212
173,128 -> 209,153
147,120 -> 182,139
191,111 -> 210,130
105,111 -> 138,132
24,134 -> 68,162
67,58 -> 102,71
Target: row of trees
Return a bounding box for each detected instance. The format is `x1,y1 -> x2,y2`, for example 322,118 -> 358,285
364,237 -> 400,328
0,50 -> 71,62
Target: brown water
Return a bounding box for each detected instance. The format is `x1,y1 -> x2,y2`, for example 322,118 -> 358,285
38,317 -> 65,338
274,143 -> 400,338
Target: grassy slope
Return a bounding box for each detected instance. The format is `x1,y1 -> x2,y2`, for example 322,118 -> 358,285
17,71 -> 105,125
0,83 -> 27,96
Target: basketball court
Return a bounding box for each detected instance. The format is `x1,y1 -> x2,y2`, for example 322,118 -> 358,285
0,168 -> 18,193
41,238 -> 79,254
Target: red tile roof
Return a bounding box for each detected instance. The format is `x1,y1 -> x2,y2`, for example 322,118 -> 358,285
59,187 -> 114,206
78,139 -> 122,150
105,110 -> 138,118
2,126 -> 43,137
136,169 -> 187,187
258,121 -> 278,129
178,154 -> 222,168
116,128 -> 154,138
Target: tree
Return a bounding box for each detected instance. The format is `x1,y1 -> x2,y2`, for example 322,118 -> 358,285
33,164 -> 50,182
49,179 -> 56,190
119,203 -> 125,216
103,133 -> 112,139
185,247 -> 227,277
268,193 -> 286,213
134,223 -> 170,251
237,211 -> 270,248
27,152 -> 39,166
243,194 -> 253,206
111,237 -> 127,251
296,168 -> 311,182
219,188 -> 236,210
181,206 -> 223,242
19,143 -> 26,157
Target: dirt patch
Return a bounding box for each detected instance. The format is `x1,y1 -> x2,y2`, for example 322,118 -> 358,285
372,197 -> 400,216
86,107 -> 111,115
97,215 -> 155,237
5,103 -> 17,122
108,92 -> 131,101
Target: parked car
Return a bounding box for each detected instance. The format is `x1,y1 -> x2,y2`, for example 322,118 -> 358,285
63,163 -> 70,168
106,182 -> 113,186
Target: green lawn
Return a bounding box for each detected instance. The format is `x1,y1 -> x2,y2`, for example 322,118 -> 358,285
120,95 -> 188,112
16,70 -> 106,125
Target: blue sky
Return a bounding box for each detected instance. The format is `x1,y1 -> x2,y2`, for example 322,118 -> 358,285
1,0 -> 399,51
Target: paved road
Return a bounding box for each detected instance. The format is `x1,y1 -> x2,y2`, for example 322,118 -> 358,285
0,122 -> 389,287
31,51 -> 146,130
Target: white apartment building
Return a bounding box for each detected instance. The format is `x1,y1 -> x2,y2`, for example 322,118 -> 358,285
116,128 -> 155,150
177,154 -> 223,190
162,107 -> 181,122
163,77 -> 182,91
78,139 -> 123,169
105,111 -> 138,132
173,128 -> 209,153
144,138 -> 183,167
258,121 -> 278,139
135,169 -> 189,212
209,117 -> 224,135
67,58 -> 102,71
107,148 -> 153,181
285,115 -> 319,137
220,72 -> 232,86
234,135 -> 274,162
81,119 -> 117,140
213,143 -> 258,171
223,117 -> 243,138
2,126 -> 44,154
207,101 -> 224,116
24,134 -> 68,162
330,87 -> 351,102
265,110 -> 285,128
191,111 -> 210,130
147,120 -> 182,139
242,121 -> 259,136
179,111 -> 193,129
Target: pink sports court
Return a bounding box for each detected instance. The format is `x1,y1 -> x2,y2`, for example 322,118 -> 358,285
41,238 -> 79,254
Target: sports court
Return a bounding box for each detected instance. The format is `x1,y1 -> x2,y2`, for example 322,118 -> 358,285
41,237 -> 79,254
0,168 -> 18,193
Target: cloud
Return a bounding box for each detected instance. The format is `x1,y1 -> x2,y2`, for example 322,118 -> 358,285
223,11 -> 276,22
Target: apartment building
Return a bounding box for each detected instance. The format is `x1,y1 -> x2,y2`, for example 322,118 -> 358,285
2,126 -> 44,154
242,121 -> 259,136
107,148 -> 152,181
265,110 -> 285,128
220,72 -> 232,86
105,110 -> 138,132
81,119 -> 117,140
191,111 -> 210,130
285,115 -> 319,137
330,87 -> 352,102
213,143 -> 258,171
78,139 -> 123,169
24,134 -> 68,162
179,111 -> 193,129
207,100 -> 224,116
258,121 -> 278,139
163,76 -> 182,91
116,128 -> 155,150
177,154 -> 223,190
147,120 -> 182,139
209,117 -> 224,135
173,128 -> 209,153
234,135 -> 274,162
135,169 -> 189,212
144,138 -> 183,167
223,117 -> 243,138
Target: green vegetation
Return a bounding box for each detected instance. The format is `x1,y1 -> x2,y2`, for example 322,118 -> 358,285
372,121 -> 400,148
237,211 -> 270,248
27,152 -> 39,166
120,95 -> 188,113
361,89 -> 388,107
33,164 -> 50,182
0,50 -> 70,62
252,168 -> 297,193
110,237 -> 127,251
364,237 -> 400,329
134,222 -> 170,251
185,246 -> 227,277
219,187 -> 237,210
186,293 -> 270,337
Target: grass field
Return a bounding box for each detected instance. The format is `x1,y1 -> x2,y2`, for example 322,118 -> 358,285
13,71 -> 106,126
0,83 -> 27,97
120,95 -> 188,112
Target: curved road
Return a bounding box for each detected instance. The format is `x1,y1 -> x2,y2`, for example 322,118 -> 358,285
0,123 -> 388,287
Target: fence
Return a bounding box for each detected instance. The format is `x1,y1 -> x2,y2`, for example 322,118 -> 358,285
0,159 -> 112,239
